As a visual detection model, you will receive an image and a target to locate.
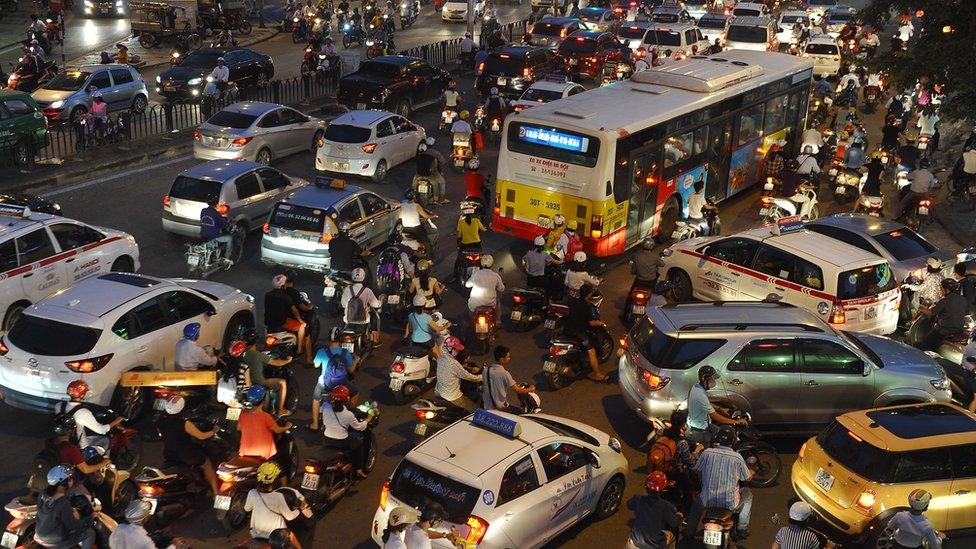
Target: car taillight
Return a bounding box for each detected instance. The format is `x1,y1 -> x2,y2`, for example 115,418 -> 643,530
512,293 -> 523,304
65,353 -> 113,373
640,369 -> 670,391
0,339 -> 8,356
263,222 -> 270,234
304,463 -> 320,474
162,195 -> 171,207
216,204 -> 230,215
465,515 -> 489,544
523,67 -> 531,78
379,480 -> 390,510
138,484 -> 164,497
416,409 -> 436,420
192,130 -> 201,140
798,441 -> 806,461
854,489 -> 876,512
391,361 -> 405,373
591,214 -> 603,239
231,136 -> 252,147
829,302 -> 846,325
631,290 -> 649,305
362,143 -> 378,154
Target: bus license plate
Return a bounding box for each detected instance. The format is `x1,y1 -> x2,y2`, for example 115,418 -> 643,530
543,361 -> 557,373
2,532 -> 19,549
815,468 -> 834,492
703,530 -> 723,545
511,310 -> 522,321
537,216 -> 552,228
632,305 -> 645,315
389,378 -> 405,391
214,495 -> 231,510
226,407 -> 242,421
544,319 -> 555,329
323,286 -> 336,297
301,473 -> 320,490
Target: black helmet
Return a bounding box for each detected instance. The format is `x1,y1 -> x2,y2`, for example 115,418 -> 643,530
268,528 -> 292,549
578,283 -> 595,300
53,416 -> 76,437
714,426 -> 736,447
919,157 -> 931,169
942,278 -> 960,293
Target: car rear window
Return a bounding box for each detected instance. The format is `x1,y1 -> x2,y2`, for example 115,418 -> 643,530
631,316 -> 725,369
357,61 -> 403,78
642,30 -> 681,46
733,7 -> 761,16
485,52 -> 526,75
532,22 -> 566,36
872,229 -> 936,262
559,37 -> 598,53
837,263 -> 896,300
169,176 -> 222,203
268,203 -> 329,234
206,111 -> 258,129
780,15 -> 805,24
727,25 -> 768,42
805,43 -> 839,55
389,460 -> 480,524
521,88 -> 563,102
324,124 -> 371,144
618,26 -> 647,39
817,421 -> 894,481
7,315 -> 101,356
699,18 -> 727,29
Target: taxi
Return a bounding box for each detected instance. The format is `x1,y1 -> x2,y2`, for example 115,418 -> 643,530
792,403 -> 976,545
658,217 -> 901,334
511,75 -> 586,112
0,203 -> 139,331
802,34 -> 842,77
370,409 -> 628,548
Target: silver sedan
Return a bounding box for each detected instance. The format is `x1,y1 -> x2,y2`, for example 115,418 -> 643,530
193,101 -> 329,165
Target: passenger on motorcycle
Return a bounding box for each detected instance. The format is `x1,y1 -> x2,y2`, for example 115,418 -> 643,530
626,471 -> 681,549
463,155 -> 489,207
329,222 -> 368,275
897,131 -> 921,173
239,386 -> 294,471
311,331 -> 360,431
460,32 -> 476,68
465,254 -> 505,315
281,270 -> 315,364
565,251 -> 600,299
886,490 -> 944,549
684,179 -> 714,233
525,236 -> 559,294
405,294 -> 448,355
435,336 -> 481,412
79,447 -> 119,514
322,385 -> 374,478
898,158 -> 937,220
341,267 -> 383,348
482,345 -> 538,412
175,322 -> 219,371
545,214 -> 567,253
320,36 -> 339,57
265,274 -> 309,361
45,417 -> 110,477
245,462 -> 307,549
811,76 -> 832,100
112,500 -> 181,549
919,278 -> 969,351
564,284 -> 610,381
685,426 -> 753,540
557,219 -> 583,261
764,143 -> 786,179
200,197 -> 234,260
400,190 -> 436,252
685,365 -> 747,446
158,395 -> 219,495
242,330 -> 294,418
649,409 -> 700,511
843,139 -> 866,169
382,506 -> 421,549
794,146 -> 821,177
56,380 -> 123,452
457,203 -> 487,247
35,465 -> 96,549
451,110 -> 473,145
773,501 -> 835,549
415,138 -> 448,205
861,151 -> 885,197
409,259 -> 444,311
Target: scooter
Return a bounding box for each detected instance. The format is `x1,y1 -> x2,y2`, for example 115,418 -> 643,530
486,115 -> 503,147
832,166 -> 864,204
439,108 -> 458,134
452,132 -> 473,169
671,201 -> 721,242
453,244 -> 482,284
621,282 -> 654,326
299,402 -> 379,513
5,491 -> 116,549
375,240 -> 411,324
185,225 -> 245,279
341,22 -> 364,48
469,305 -> 497,356
544,325 -> 614,390
759,182 -> 819,223
413,175 -> 435,208
509,286 -> 551,332
761,175 -> 783,197
854,193 -> 884,217
388,342 -> 439,404
337,320 -> 375,364
323,270 -> 353,317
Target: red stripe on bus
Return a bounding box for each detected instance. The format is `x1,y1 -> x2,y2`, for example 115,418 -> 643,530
1,236 -> 124,280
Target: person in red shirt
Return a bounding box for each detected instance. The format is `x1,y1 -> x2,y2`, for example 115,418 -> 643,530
237,386 -> 292,462
49,417 -> 110,474
463,156 -> 491,211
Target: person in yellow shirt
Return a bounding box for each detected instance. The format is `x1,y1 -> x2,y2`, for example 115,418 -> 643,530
457,206 -> 486,247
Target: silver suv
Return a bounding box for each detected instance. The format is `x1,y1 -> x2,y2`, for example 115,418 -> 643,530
31,64 -> 149,124
618,302 -> 951,432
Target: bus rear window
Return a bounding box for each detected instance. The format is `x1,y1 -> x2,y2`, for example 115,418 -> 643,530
727,25 -> 768,43
507,122 -> 600,167
837,263 -> 895,300
389,460 -> 480,524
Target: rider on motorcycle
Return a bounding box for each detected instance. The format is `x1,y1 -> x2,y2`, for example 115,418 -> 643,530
158,395 -> 219,495
920,278 -> 969,351
112,500 -> 182,549
400,190 -> 436,253
627,471 -> 681,549
311,330 -> 361,431
175,322 -> 219,371
685,426 -> 753,540
524,236 -> 559,294
329,222 -> 368,276
265,274 -> 309,361
843,139 -> 866,169
565,251 -> 600,299
886,490 -> 944,549
321,385 -> 375,478
435,336 -> 482,412
35,465 -> 96,549
773,502 -> 835,549
340,267 -> 383,348
443,80 -> 462,112
482,87 -> 510,125
321,36 -> 339,58
564,284 -> 610,382
465,254 -> 504,317
244,462 -> 307,549
898,158 -> 937,220
631,238 -> 661,291
861,151 -> 885,198
482,345 -> 538,412
685,365 -> 747,446
242,329 -> 294,418
199,197 -> 234,260
238,386 -> 294,472
56,380 -> 123,452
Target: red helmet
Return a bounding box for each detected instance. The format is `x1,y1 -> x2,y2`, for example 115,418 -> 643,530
229,340 -> 247,358
330,385 -> 351,403
645,471 -> 669,493
449,80 -> 457,90
67,379 -> 89,401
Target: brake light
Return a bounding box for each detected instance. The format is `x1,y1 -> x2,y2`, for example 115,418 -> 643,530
263,222 -> 270,234
391,361 -> 405,373
576,37 -> 585,42
362,143 -> 378,154
523,67 -> 531,78
304,463 -> 320,474
138,484 -> 164,497
265,335 -> 278,347
591,214 -> 603,239
854,490 -> 876,512
919,199 -> 932,207
65,353 -> 113,373
416,409 -> 436,420
192,130 -> 201,140
640,369 -> 670,390
153,388 -> 176,398
631,290 -> 649,305
229,136 -> 252,147
829,302 -> 846,325
216,204 -> 230,216
163,195 -> 171,207
512,293 -> 524,304
465,515 -> 489,544
379,480 -> 390,510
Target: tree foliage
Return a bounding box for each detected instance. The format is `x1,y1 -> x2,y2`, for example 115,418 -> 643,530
858,0 -> 976,119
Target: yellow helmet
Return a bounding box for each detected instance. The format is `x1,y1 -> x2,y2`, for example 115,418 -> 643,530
256,461 -> 282,485
566,219 -> 578,230
459,110 -> 470,120
870,150 -> 883,159
903,130 -> 917,141
839,130 -> 850,140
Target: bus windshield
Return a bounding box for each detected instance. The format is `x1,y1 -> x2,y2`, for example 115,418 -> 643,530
507,122 -> 600,167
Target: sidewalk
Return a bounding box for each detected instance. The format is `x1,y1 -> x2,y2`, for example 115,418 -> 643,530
0,8 -> 37,49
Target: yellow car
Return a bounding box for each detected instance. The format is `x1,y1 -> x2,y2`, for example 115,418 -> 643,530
792,403 -> 976,545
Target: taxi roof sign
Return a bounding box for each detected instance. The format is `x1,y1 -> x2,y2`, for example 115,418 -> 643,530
471,408 -> 521,439
314,176 -> 347,190
772,215 -> 804,236
0,203 -> 31,219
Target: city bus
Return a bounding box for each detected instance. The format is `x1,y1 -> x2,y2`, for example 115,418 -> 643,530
493,50 -> 814,257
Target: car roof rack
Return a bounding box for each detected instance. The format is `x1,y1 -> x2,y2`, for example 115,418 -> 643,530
678,323 -> 824,332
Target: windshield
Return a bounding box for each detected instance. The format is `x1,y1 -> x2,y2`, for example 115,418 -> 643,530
269,203 -> 327,233
485,53 -> 526,75
45,71 -> 90,92
699,18 -> 727,29
532,22 -> 567,36
780,15 -> 805,24
169,176 -> 222,203
642,30 -> 681,46
180,50 -> 222,69
324,124 -> 371,144
806,43 -> 839,55
558,38 -> 598,53
837,263 -> 896,300
873,229 -> 937,261
357,61 -> 403,78
579,10 -> 604,22
618,26 -> 648,39
389,460 -> 480,524
205,111 -> 258,129
521,88 -> 563,102
7,315 -> 101,356
817,421 -> 894,481
727,25 -> 768,42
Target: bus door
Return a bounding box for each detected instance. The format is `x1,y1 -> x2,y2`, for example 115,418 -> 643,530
707,119 -> 734,201
624,146 -> 661,248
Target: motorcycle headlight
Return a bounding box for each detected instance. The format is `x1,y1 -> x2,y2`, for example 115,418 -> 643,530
187,77 -> 203,86
344,23 -> 351,30
366,39 -> 375,46
48,100 -> 64,109
930,376 -> 949,392
156,75 -> 162,83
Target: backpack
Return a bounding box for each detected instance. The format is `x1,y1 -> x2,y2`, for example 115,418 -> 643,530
30,442 -> 67,492
647,435 -> 677,475
346,284 -> 369,323
321,349 -> 348,387
566,233 -> 584,258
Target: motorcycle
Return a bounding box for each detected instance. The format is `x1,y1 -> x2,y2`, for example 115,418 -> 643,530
854,193 -> 884,217
399,3 -> 416,28
185,225 -> 245,279
338,320 -> 375,364
832,166 -> 864,204
413,175 -> 435,208
388,343 -> 437,404
761,175 -> 782,197
902,194 -> 932,231
760,183 -> 819,223
469,305 -> 497,356
544,324 -> 614,390
365,36 -> 386,59
486,115 -> 503,147
543,300 -> 569,339
452,132 -> 473,169
509,286 -> 551,332
342,22 -> 364,48
375,240 -> 411,324
672,200 -> 721,242
300,46 -> 317,76
299,402 -> 379,513
453,244 -> 482,284
323,270 -> 354,317
315,53 -> 341,81
439,108 -> 458,134
862,84 -> 880,114
621,282 -> 654,326
291,17 -> 305,42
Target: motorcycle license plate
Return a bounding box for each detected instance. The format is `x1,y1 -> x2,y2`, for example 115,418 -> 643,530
164,86 -> 176,92
213,495 -> 232,510
342,343 -> 355,352
491,121 -> 500,132
301,472 -> 320,490
388,294 -> 400,304
829,168 -> 838,176
225,407 -> 242,421
544,319 -> 555,329
759,207 -> 769,215
881,156 -> 889,164
568,58 -> 578,65
763,182 -> 774,191
703,530 -> 723,546
414,423 -> 428,436
632,305 -> 645,315
417,183 -> 429,194
867,94 -> 876,100
389,378 -> 405,391
671,229 -> 682,239
497,77 -> 507,86
2,532 -> 19,549
543,361 -> 558,373
835,185 -> 846,195
919,206 -> 929,216
187,255 -> 200,267
146,498 -> 159,515
864,306 -> 877,320
919,142 -> 928,150
510,310 -> 522,321
323,286 -> 336,297
356,103 -> 367,109
815,468 -> 834,492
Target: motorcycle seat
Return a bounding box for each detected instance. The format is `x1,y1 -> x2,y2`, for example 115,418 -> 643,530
224,455 -> 265,470
320,447 -> 347,464
514,288 -> 544,297
159,463 -> 190,477
401,345 -> 431,359
552,335 -> 582,346
703,507 -> 735,527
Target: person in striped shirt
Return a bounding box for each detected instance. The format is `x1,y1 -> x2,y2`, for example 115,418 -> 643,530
773,502 -> 835,549
685,426 -> 752,539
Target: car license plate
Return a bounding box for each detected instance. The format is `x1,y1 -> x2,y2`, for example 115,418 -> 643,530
414,423 -> 427,436
510,310 -> 522,321
388,295 -> 400,304
543,360 -> 557,373
225,407 -> 242,421
815,468 -> 834,492
497,77 -> 507,86
323,286 -> 336,297
537,215 -> 552,228
2,532 -> 19,549
146,498 -> 158,515
213,495 -> 232,510
759,207 -> 769,215
864,306 -> 877,320
301,472 -> 320,490
389,378 -> 405,391
153,398 -> 167,411
919,206 -> 929,216
835,185 -> 846,194
164,86 -> 176,92
544,319 -> 555,329
417,183 -> 429,194
703,530 -> 723,546
632,305 -> 645,315
356,103 -> 366,109
342,342 -> 355,352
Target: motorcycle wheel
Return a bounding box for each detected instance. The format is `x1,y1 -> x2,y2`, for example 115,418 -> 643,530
392,382 -> 421,405
220,491 -> 249,531
742,443 -> 782,488
112,438 -> 142,472
547,371 -> 569,391
238,20 -> 253,35
597,333 -> 614,363
364,435 -> 378,473
342,34 -> 351,48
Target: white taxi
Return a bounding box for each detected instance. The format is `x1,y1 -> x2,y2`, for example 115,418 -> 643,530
370,409 -> 628,548
512,75 -> 586,112
803,34 -> 842,76
659,217 -> 901,335
0,204 -> 140,331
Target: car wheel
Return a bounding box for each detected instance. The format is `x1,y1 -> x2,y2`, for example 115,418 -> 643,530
111,256 -> 135,272
13,140 -> 30,166
395,100 -> 410,118
594,476 -> 625,519
255,147 -> 273,165
3,302 -> 29,332
69,106 -> 88,125
255,70 -> 269,88
110,381 -> 149,422
372,159 -> 388,182
311,129 -> 324,151
223,312 -> 255,350
131,94 -> 148,114
668,269 -> 694,302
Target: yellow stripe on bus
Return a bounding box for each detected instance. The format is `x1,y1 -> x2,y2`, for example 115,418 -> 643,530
495,179 -> 628,233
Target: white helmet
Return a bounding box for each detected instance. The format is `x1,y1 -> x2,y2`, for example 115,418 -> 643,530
425,137 -> 435,146
909,489 -> 932,512
164,395 -> 185,415
481,254 -> 494,268
573,251 -> 587,263
533,236 -> 546,246
412,294 -> 426,307
789,501 -> 812,522
352,267 -> 367,283
552,214 -> 565,227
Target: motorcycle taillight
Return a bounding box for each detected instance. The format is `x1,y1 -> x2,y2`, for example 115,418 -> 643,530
391,361 -> 405,373
343,335 -> 354,342
630,290 -> 649,305
550,344 -> 570,356
415,409 -> 436,420
465,253 -> 481,262
512,293 -> 524,304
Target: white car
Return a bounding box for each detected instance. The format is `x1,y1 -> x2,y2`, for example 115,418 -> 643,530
804,0 -> 838,20
512,76 -> 585,111
577,6 -> 620,32
314,110 -> 426,182
731,1 -> 769,17
697,12 -> 733,46
804,34 -> 841,76
370,410 -> 628,548
441,0 -> 484,22
0,273 -> 254,417
0,204 -> 140,331
616,21 -> 654,50
640,23 -> 710,59
777,10 -> 811,45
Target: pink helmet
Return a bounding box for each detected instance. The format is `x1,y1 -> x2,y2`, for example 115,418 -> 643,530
444,336 -> 465,352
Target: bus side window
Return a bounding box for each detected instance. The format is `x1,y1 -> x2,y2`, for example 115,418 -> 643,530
736,103 -> 765,146
764,95 -> 788,136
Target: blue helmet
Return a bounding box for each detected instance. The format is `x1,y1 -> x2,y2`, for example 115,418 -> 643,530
47,465 -> 74,487
183,322 -> 201,341
244,385 -> 267,407
82,446 -> 104,465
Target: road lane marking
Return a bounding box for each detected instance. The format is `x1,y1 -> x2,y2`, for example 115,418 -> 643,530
42,154 -> 194,198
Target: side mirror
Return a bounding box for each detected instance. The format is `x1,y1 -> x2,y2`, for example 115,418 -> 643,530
206,305 -> 218,317
588,450 -> 601,469
862,362 -> 871,377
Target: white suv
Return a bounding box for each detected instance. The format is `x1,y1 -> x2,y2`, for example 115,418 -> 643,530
0,273 -> 254,418
640,23 -> 710,59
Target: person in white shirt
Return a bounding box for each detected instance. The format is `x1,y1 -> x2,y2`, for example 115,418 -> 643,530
800,127 -> 823,155
450,111 -> 473,136
917,112 -> 940,137
60,380 -> 123,451
301,0 -> 316,18
837,71 -> 860,93
321,385 -> 374,477
244,462 -> 306,548
897,21 -> 913,42
460,32 -> 475,54
963,147 -> 976,177
174,322 -> 219,371
209,57 -> 230,87
795,145 -> 822,175
465,255 -> 504,313
340,267 -> 383,346
434,336 -> 481,412
382,507 -> 420,549
685,179 -> 708,231
110,500 -> 183,549
404,508 -> 459,549
565,251 -> 601,296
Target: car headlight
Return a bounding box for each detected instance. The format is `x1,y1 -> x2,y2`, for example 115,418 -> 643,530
608,437 -> 621,453
931,377 -> 950,392
188,77 -> 202,86
156,75 -> 161,83
48,100 -> 64,109
660,248 -> 673,258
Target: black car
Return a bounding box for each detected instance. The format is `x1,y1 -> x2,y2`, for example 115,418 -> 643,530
476,45 -> 554,98
0,193 -> 61,215
337,56 -> 451,118
156,47 -> 274,102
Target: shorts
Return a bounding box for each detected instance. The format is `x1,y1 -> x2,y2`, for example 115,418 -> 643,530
411,338 -> 434,350
282,318 -> 304,332
313,381 -> 358,401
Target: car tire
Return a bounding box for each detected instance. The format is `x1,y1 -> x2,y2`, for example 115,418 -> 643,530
255,147 -> 273,165
69,106 -> 88,125
110,381 -> 149,422
3,301 -> 29,332
131,94 -> 148,114
255,70 -> 269,88
12,139 -> 30,166
111,256 -> 135,273
668,268 -> 694,302
222,312 -> 255,350
372,159 -> 388,182
395,100 -> 410,118
594,475 -> 625,520
311,129 -> 324,151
